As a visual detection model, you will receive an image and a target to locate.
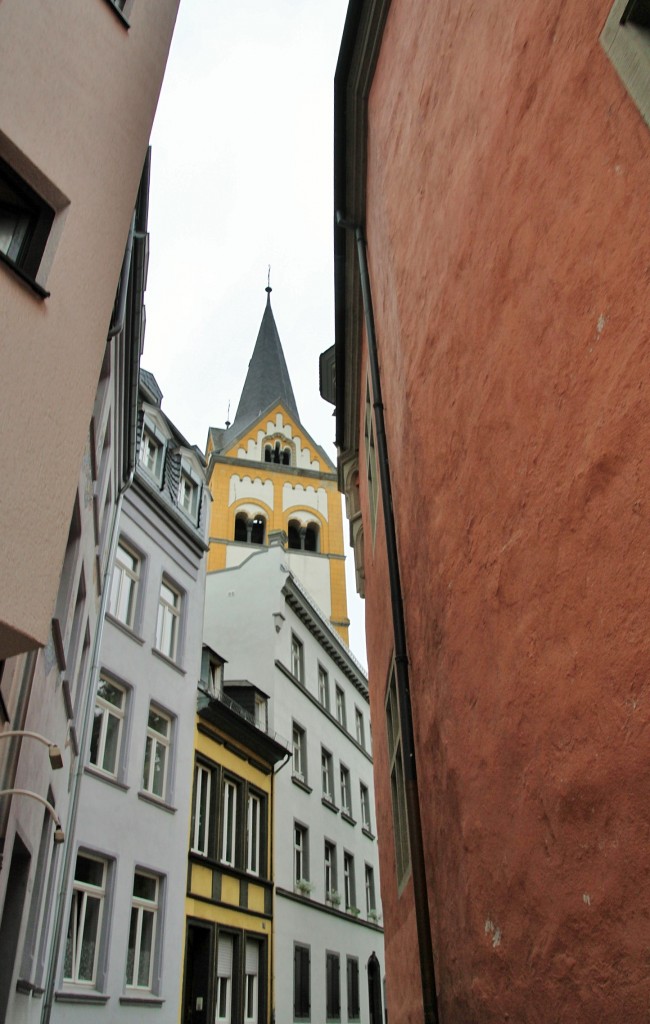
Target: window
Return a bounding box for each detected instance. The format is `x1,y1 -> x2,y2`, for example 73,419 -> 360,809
292,723 -> 307,781
245,939 -> 261,1024
321,748 -> 334,802
340,766 -> 352,817
293,944 -> 310,1020
155,578 -> 181,660
0,155 -> 54,285
108,541 -> 139,628
355,708 -> 365,748
64,854 -> 107,985
221,779 -> 239,867
89,677 -> 126,778
291,634 -> 304,682
294,823 -> 309,884
365,864 -> 376,915
318,665 -> 330,710
179,470 -> 199,518
386,666 -> 411,884
335,686 -> 346,728
140,426 -> 164,480
191,763 -> 213,856
288,519 -> 320,551
246,792 -> 261,875
326,952 -> 341,1020
360,783 -> 372,833
216,933 -> 234,1024
126,872 -> 159,991
234,512 -> 266,545
324,841 -> 338,900
347,957 -> 360,1020
142,706 -> 171,800
601,0 -> 650,127
365,381 -> 380,537
343,853 -> 356,911
264,438 -> 292,465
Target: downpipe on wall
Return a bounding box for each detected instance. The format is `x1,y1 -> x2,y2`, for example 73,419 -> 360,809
337,212 -> 440,1024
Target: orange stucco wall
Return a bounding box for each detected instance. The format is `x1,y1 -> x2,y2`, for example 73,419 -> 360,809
359,0 -> 650,1020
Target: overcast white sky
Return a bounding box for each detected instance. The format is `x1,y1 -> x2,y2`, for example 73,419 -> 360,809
144,0 -> 367,664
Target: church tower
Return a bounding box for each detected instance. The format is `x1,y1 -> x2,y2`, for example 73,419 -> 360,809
205,287 -> 350,642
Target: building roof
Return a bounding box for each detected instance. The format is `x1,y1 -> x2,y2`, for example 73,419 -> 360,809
223,288 -> 299,443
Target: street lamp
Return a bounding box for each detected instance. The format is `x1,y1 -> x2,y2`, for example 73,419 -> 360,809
0,789 -> 64,842
0,729 -> 63,769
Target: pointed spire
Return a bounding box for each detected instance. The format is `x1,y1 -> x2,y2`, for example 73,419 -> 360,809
229,284 -> 300,434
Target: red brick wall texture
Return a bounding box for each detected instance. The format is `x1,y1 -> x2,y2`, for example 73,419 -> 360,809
359,1 -> 650,1021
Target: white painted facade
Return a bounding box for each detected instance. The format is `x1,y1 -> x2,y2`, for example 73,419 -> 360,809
204,542 -> 384,1024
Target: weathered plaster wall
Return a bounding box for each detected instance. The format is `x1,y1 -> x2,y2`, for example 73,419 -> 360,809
361,0 -> 650,1020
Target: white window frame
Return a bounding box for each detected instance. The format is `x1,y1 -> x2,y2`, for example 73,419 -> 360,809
125,872 -> 159,991
335,686 -> 346,728
244,939 -> 260,1024
142,706 -> 171,800
321,748 -> 334,801
324,840 -> 337,898
365,864 -> 376,915
246,792 -> 261,876
355,707 -> 365,748
64,853 -> 107,986
340,765 -> 352,816
318,665 -> 330,710
344,852 -> 355,911
108,541 -> 140,628
221,779 -> 238,867
155,578 -> 181,661
294,823 -> 308,884
191,763 -> 212,856
292,723 -> 306,781
216,933 -> 234,1024
89,677 -> 126,778
178,464 -> 200,519
360,783 -> 372,832
291,634 -> 304,682
140,424 -> 164,480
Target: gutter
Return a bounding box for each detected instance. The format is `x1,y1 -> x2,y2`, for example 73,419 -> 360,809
337,216 -> 440,1024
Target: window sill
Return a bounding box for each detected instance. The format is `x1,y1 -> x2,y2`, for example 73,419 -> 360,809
151,647 -> 186,675
119,995 -> 164,1007
138,790 -> 176,814
322,797 -> 339,814
85,765 -> 129,791
292,775 -> 312,794
102,0 -> 130,27
341,811 -> 356,826
55,990 -> 110,1004
0,250 -> 50,298
362,827 -> 375,841
105,613 -> 145,645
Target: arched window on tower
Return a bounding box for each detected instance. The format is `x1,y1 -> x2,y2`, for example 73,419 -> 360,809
287,519 -> 320,552
282,447 -> 291,465
235,513 -> 248,543
262,436 -> 293,467
234,512 -> 266,545
264,445 -> 273,463
251,515 -> 265,545
305,522 -> 319,552
288,520 -> 301,550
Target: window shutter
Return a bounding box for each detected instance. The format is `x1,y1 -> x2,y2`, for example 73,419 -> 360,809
217,934 -> 233,977
245,939 -> 259,975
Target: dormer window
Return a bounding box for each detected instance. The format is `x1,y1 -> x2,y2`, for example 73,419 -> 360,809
140,426 -> 164,480
179,469 -> 199,519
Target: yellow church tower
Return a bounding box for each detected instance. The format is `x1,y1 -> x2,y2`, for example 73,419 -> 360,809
205,287 -> 350,643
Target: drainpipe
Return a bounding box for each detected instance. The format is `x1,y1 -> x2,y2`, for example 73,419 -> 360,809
337,213 -> 440,1024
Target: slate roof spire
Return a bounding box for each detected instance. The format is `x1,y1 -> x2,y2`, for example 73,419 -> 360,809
230,284 -> 300,435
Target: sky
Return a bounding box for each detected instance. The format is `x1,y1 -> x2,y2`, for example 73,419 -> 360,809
144,0 -> 367,665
